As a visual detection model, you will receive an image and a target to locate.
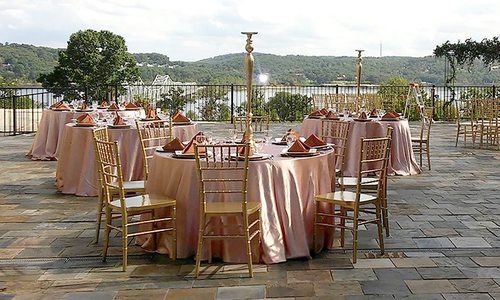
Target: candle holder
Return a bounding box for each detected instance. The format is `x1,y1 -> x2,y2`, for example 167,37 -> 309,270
355,49 -> 364,112
242,31 -> 258,156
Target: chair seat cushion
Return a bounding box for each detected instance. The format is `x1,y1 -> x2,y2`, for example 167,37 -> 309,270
338,176 -> 379,187
315,190 -> 377,206
110,180 -> 145,192
206,201 -> 261,215
110,194 -> 175,211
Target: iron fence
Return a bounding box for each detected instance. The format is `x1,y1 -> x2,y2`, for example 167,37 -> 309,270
0,84 -> 497,135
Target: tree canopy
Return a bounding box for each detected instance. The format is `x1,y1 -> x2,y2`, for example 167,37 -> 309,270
37,29 -> 139,100
434,37 -> 500,84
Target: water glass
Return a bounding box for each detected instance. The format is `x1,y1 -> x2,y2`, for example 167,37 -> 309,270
286,134 -> 296,147
264,130 -> 272,145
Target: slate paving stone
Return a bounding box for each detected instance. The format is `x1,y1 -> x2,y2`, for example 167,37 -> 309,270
391,258 -> 437,268
331,269 -> 377,281
287,270 -> 332,283
449,237 -> 492,248
471,257 -> 500,267
450,278 -> 500,293
416,267 -> 467,279
266,282 -> 314,298
360,279 -> 411,296
166,287 -> 216,300
314,281 -> 364,297
114,288 -> 169,300
373,268 -> 422,281
405,279 -> 458,294
458,267 -> 500,279
62,291 -> 117,300
442,294 -> 494,300
414,238 -> 455,249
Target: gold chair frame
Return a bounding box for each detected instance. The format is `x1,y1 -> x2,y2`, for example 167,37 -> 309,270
313,131 -> 392,263
320,119 -> 350,176
412,108 -> 433,170
92,127 -> 145,244
233,115 -> 270,133
135,119 -> 172,180
94,138 -> 176,271
193,143 -> 261,278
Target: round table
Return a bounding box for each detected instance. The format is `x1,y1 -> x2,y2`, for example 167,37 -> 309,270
27,109 -> 142,160
300,117 -> 421,176
55,122 -> 199,196
139,144 -> 336,264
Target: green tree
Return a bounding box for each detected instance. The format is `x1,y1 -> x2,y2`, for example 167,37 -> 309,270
235,90 -> 267,116
267,92 -> 311,121
197,86 -> 230,121
37,29 -> 139,100
157,87 -> 193,113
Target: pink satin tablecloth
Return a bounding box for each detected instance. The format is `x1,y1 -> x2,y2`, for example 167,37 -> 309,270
140,144 -> 337,264
300,118 -> 421,176
27,109 -> 141,160
55,123 -> 199,196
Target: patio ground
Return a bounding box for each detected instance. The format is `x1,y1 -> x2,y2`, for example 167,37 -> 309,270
0,122 -> 499,299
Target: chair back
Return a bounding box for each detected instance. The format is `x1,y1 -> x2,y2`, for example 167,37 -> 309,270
92,127 -> 109,199
321,119 -> 350,174
94,138 -> 126,210
312,94 -> 329,110
419,108 -> 433,142
194,143 -> 250,212
355,127 -> 393,201
233,116 -> 270,133
136,119 -> 172,180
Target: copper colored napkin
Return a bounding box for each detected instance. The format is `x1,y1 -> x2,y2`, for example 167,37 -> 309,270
100,101 -> 109,107
146,108 -> 158,119
172,111 -> 190,123
108,103 -> 119,110
112,113 -> 127,125
304,134 -> 326,148
181,139 -> 206,154
382,111 -> 400,119
163,137 -> 185,152
79,102 -> 88,110
320,108 -> 329,115
370,108 -> 378,117
51,101 -> 64,108
359,111 -> 368,119
125,102 -> 138,109
325,111 -> 338,119
309,109 -> 323,117
288,140 -> 309,152
76,113 -> 96,125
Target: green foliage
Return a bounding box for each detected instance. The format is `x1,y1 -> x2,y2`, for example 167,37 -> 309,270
197,87 -> 230,121
157,87 -> 193,113
267,92 -> 311,121
132,94 -> 151,108
0,95 -> 38,109
0,43 -> 58,81
37,30 -> 139,100
236,90 -> 267,116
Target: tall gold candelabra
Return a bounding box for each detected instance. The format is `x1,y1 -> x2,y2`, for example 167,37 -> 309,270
355,49 -> 364,112
242,31 -> 258,155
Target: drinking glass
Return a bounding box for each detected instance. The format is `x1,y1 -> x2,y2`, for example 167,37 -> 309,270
254,140 -> 264,154
286,134 -> 296,147
264,130 -> 272,145
230,129 -> 238,143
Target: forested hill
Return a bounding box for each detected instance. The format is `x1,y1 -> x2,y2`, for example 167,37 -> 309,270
2,42 -> 500,85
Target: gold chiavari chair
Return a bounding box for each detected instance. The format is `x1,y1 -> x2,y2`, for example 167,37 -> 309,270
92,127 -> 145,244
412,108 -> 433,170
135,119 -> 172,180
345,94 -> 359,113
337,127 -> 393,237
193,143 -> 261,278
329,94 -> 346,112
312,93 -> 329,110
320,119 -> 350,176
478,98 -> 500,149
362,93 -> 384,111
95,138 -> 176,271
455,99 -> 480,147
313,131 -> 391,263
233,115 -> 270,133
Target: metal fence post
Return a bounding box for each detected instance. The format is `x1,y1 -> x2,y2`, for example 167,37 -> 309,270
230,84 -> 234,124
493,85 -> 496,98
12,95 -> 17,136
431,85 -> 436,118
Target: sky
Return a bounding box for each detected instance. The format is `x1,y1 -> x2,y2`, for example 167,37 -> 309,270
1,0 -> 499,62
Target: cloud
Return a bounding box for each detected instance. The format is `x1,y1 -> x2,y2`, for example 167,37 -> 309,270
1,0 -> 500,61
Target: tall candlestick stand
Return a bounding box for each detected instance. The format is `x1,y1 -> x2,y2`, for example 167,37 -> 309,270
242,31 -> 258,155
355,49 -> 364,112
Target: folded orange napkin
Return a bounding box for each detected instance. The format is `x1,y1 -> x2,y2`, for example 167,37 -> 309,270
288,140 -> 309,152
112,113 -> 127,125
382,111 -> 400,119
309,109 -> 323,117
79,102 -> 89,110
76,113 -> 96,125
108,103 -> 119,110
100,101 -> 108,107
359,111 -> 368,119
163,137 -> 185,152
325,111 -> 338,119
182,139 -> 206,154
172,111 -> 190,123
134,101 -> 143,107
57,102 -> 70,110
51,101 -> 63,108
125,102 -> 138,109
304,134 -> 326,147
370,108 -> 378,117
281,129 -> 298,142
320,108 -> 329,115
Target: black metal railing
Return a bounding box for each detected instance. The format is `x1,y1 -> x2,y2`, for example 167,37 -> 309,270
0,84 -> 497,135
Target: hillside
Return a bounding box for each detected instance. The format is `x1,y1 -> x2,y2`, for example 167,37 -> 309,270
1,43 -> 500,85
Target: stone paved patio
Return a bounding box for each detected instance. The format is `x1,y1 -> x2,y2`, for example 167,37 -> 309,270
0,122 -> 499,299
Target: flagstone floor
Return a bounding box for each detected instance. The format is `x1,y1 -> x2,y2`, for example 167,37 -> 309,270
0,122 -> 499,299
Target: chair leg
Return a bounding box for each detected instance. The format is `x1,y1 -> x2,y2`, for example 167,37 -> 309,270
382,196 -> 389,237
455,126 -> 460,147
352,210 -> 359,264
171,205 -> 177,260
94,193 -> 104,244
419,143 -> 423,167
102,207 -> 112,262
376,202 -> 385,257
312,200 -> 318,255
426,142 -> 431,170
194,214 -> 205,278
340,207 -> 346,248
245,216 -> 254,278
122,220 -> 128,272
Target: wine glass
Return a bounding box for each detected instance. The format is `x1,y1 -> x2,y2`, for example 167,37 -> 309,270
230,129 -> 238,143
254,140 -> 263,154
264,130 -> 272,145
286,134 -> 296,147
